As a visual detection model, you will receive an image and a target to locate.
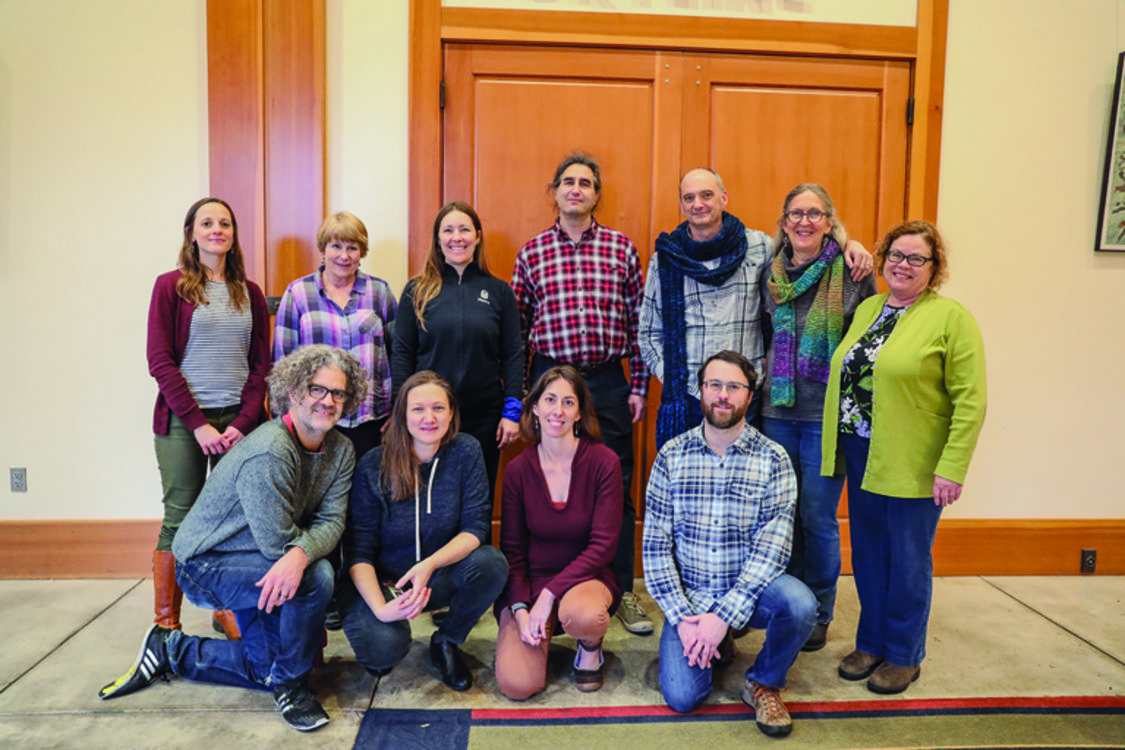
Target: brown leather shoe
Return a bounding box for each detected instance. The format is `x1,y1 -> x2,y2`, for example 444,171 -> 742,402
212,610 -> 241,640
867,662 -> 920,694
838,649 -> 883,681
802,622 -> 828,652
573,643 -> 605,692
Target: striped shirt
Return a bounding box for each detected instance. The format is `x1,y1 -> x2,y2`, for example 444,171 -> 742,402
510,219 -> 649,396
639,228 -> 772,398
642,422 -> 796,629
273,269 -> 397,427
180,281 -> 251,408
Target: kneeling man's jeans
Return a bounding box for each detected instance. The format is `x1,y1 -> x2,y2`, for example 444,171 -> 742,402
659,573 -> 815,713
172,551 -> 333,690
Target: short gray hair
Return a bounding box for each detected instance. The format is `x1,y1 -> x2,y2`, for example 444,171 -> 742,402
268,345 -> 368,417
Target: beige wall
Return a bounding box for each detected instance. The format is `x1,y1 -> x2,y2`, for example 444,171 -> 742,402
0,0 -> 1122,521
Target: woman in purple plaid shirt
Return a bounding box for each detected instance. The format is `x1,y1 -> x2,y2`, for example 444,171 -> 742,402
273,211 -> 397,461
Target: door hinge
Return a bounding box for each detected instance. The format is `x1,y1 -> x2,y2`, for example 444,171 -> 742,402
906,98 -> 914,126
440,80 -> 446,110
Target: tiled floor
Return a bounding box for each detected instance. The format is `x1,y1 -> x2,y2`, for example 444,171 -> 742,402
1,576 -> 1122,748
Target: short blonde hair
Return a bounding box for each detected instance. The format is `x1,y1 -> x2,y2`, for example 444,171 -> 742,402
316,211 -> 369,257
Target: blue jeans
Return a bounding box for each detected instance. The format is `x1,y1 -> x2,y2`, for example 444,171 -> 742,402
657,574 -> 815,712
340,545 -> 507,674
761,417 -> 845,625
840,433 -> 942,666
171,552 -> 334,690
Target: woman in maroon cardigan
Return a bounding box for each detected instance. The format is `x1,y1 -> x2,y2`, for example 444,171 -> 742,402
494,366 -> 623,699
146,197 -> 271,639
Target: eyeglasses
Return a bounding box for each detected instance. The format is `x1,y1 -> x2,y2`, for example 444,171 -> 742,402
307,384 -> 353,404
701,380 -> 750,396
785,209 -> 826,224
886,250 -> 934,268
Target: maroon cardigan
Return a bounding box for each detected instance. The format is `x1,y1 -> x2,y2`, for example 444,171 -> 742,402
495,437 -> 623,619
147,269 -> 271,436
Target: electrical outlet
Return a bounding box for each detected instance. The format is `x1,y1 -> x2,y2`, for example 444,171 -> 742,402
1081,548 -> 1097,573
10,467 -> 27,492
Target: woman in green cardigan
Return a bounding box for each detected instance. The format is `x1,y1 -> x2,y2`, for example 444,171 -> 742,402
821,220 -> 986,695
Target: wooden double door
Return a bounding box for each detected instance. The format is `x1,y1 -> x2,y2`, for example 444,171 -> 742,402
442,43 -> 910,551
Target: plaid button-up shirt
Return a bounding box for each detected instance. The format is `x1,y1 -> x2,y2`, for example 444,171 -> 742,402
511,218 -> 650,396
643,422 -> 796,629
273,269 -> 397,427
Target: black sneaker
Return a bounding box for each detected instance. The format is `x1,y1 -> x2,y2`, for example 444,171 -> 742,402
273,683 -> 330,732
97,624 -> 172,700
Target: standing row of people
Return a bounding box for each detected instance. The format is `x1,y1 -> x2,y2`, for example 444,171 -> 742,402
106,152 -> 985,736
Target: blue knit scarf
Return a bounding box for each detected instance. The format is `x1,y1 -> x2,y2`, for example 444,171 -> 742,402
654,211 -> 748,446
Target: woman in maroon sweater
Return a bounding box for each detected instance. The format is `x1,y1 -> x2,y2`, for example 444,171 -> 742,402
494,366 -> 623,699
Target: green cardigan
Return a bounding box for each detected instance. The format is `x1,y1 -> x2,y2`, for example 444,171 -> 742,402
820,289 -> 986,498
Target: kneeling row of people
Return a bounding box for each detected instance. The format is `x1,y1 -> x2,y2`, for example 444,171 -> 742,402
99,347 -> 813,738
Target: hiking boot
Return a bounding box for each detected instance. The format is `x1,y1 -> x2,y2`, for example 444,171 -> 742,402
615,592 -> 653,635
274,683 -> 330,732
713,631 -> 737,669
838,649 -> 884,681
867,662 -> 921,695
741,680 -> 793,738
97,624 -> 173,700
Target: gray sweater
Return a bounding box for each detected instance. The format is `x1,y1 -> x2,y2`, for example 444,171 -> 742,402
173,418 -> 355,563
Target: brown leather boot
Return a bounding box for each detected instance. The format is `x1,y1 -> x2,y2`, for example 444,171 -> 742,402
212,609 -> 241,640
152,550 -> 183,630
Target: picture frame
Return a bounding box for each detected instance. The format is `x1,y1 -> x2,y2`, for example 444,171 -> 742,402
1096,52 -> 1125,251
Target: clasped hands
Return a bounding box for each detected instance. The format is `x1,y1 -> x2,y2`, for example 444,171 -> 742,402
375,559 -> 434,623
677,612 -> 730,668
514,588 -> 557,647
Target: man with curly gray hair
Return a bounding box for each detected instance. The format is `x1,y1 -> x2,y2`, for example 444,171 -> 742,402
98,345 -> 364,733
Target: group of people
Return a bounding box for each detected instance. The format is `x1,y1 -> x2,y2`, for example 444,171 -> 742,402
97,154 -> 986,738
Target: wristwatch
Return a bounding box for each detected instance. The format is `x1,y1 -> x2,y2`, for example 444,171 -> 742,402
510,602 -> 529,615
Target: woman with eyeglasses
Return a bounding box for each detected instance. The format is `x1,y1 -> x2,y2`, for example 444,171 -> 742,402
273,211 -> 397,461
759,184 -> 877,654
147,197 -> 271,639
339,371 -> 508,692
821,220 -> 986,695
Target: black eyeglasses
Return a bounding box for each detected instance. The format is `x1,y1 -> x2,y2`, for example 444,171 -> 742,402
886,250 -> 934,268
785,209 -> 826,224
307,384 -> 352,404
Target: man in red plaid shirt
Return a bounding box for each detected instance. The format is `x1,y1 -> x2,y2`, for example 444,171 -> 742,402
510,153 -> 654,635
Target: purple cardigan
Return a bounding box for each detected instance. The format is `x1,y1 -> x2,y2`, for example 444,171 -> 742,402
495,437 -> 623,619
147,269 -> 271,436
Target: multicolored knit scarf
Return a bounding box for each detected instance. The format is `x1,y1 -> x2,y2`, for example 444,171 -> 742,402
767,237 -> 844,407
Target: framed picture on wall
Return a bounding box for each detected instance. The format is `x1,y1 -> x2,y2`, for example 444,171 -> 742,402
1096,52 -> 1125,251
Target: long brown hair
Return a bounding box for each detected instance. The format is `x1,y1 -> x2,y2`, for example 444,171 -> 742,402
381,371 -> 461,501
175,197 -> 250,311
518,366 -> 602,445
411,202 -> 491,331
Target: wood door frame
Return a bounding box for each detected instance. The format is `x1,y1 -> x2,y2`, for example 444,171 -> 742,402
206,0 -> 326,296
408,0 -> 949,274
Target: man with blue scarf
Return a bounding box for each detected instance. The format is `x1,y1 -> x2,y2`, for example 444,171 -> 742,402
639,168 -> 871,448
